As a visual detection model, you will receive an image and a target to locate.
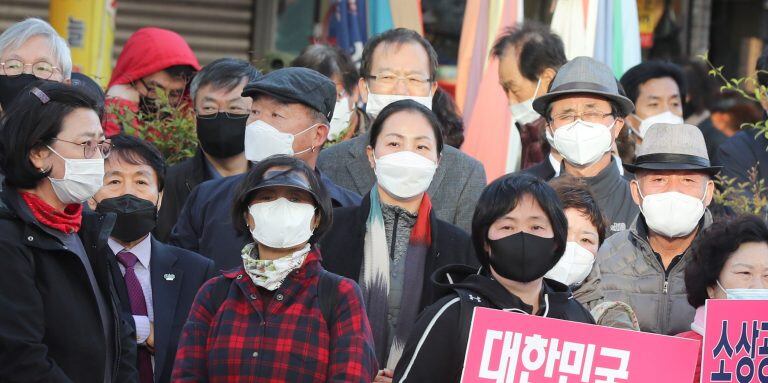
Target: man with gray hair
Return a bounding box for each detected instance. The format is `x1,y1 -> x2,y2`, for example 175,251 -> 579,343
0,18 -> 72,109
598,123 -> 721,335
155,58 -> 260,241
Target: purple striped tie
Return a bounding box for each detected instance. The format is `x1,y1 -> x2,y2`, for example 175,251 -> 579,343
116,251 -> 153,383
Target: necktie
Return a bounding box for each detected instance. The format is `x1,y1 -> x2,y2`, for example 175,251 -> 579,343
116,251 -> 153,383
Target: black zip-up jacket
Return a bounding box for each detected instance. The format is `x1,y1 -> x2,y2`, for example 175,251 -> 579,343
392,264 -> 594,383
0,188 -> 137,382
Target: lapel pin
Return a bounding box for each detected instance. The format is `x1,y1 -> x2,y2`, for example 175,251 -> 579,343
164,273 -> 176,281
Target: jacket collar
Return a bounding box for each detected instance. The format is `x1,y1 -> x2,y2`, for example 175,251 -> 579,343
628,209 -> 713,258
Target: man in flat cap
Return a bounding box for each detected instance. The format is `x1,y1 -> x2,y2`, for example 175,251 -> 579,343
169,67 -> 361,269
531,56 -> 639,237
598,123 -> 720,335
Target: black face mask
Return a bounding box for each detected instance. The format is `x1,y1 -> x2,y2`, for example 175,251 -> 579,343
0,74 -> 43,108
96,194 -> 158,243
487,232 -> 561,283
196,113 -> 249,158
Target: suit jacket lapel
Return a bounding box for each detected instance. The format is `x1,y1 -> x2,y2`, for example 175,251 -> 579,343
149,239 -> 183,377
345,135 -> 377,194
108,248 -> 133,322
427,151 -> 448,198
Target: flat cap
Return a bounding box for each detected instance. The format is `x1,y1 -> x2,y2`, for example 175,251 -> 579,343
242,67 -> 336,121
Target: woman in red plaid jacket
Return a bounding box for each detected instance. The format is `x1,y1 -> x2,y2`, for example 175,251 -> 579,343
172,155 -> 378,382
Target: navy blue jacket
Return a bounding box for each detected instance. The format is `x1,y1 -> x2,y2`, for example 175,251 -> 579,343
714,128 -> 768,197
169,170 -> 360,270
109,237 -> 216,383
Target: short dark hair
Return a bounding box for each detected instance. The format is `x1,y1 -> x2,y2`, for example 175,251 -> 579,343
685,215 -> 768,308
548,176 -> 607,245
107,134 -> 167,192
163,64 -> 197,82
360,28 -> 438,81
291,44 -> 358,95
619,61 -> 686,106
471,174 -> 568,269
491,22 -> 567,83
756,46 -> 768,88
189,58 -> 261,102
368,99 -> 444,155
231,155 -> 333,245
0,81 -> 103,189
680,59 -> 718,116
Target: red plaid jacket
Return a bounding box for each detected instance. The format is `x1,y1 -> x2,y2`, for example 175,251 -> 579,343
171,250 -> 378,382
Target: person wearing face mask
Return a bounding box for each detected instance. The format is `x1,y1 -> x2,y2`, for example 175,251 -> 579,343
676,215 -> 768,383
320,100 -> 475,380
317,28 -> 486,233
547,176 -> 640,330
169,67 -> 360,269
104,27 -> 200,137
291,44 -> 361,145
172,155 -> 377,382
531,56 -> 638,237
465,22 -> 566,179
619,61 -> 687,163
598,123 -> 721,335
155,58 -> 260,242
0,83 -> 137,382
88,134 -> 215,383
391,174 -> 594,383
0,18 -> 71,113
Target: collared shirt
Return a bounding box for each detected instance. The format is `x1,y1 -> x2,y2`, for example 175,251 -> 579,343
109,235 -> 154,346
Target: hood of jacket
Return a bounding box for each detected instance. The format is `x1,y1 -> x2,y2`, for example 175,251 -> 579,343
108,27 -> 201,87
431,263 -> 578,317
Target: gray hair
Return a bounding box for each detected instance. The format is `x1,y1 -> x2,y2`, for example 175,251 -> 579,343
0,18 -> 73,79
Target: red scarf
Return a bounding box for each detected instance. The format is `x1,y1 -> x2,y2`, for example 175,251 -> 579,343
20,192 -> 83,233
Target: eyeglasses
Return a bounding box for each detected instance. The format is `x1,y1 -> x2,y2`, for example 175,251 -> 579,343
51,138 -> 112,159
366,73 -> 433,93
550,111 -> 615,125
196,108 -> 250,119
0,59 -> 59,79
138,78 -> 187,101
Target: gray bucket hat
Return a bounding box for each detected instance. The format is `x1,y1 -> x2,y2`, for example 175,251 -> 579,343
532,56 -> 634,117
623,123 -> 722,176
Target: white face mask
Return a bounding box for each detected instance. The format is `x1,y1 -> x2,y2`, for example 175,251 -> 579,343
632,111 -> 684,138
545,241 -> 595,286
364,83 -> 433,118
637,185 -> 706,238
244,120 -> 317,162
374,151 -> 437,199
717,280 -> 768,300
509,78 -> 542,126
248,197 -> 316,249
551,119 -> 615,166
328,97 -> 353,141
46,146 -> 104,204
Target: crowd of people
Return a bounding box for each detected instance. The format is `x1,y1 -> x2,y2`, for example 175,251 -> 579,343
0,16 -> 766,383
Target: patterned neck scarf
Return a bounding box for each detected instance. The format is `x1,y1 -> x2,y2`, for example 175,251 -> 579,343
241,243 -> 310,291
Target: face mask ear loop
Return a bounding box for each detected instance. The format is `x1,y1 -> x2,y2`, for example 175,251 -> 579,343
532,78 -> 542,100
716,280 -> 728,296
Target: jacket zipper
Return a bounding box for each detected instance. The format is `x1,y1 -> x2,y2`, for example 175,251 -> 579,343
390,212 -> 400,261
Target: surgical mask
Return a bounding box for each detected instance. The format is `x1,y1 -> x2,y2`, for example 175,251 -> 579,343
544,242 -> 595,286
717,280 -> 768,300
96,194 -> 158,243
0,73 -> 45,108
244,120 -> 317,162
509,78 -> 542,126
637,185 -> 706,238
631,111 -> 684,138
488,232 -> 560,283
364,83 -> 433,118
196,113 -> 249,158
248,197 -> 316,249
328,97 -> 353,141
374,151 -> 437,199
551,119 -> 614,166
47,146 -> 104,204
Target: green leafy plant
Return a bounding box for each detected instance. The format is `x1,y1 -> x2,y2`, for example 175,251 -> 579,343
701,53 -> 768,216
106,88 -> 198,165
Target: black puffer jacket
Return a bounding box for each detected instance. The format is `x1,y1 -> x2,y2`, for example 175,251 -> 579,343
393,264 -> 594,383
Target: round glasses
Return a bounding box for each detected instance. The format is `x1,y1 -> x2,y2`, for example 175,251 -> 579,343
51,138 -> 112,159
0,59 -> 59,79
